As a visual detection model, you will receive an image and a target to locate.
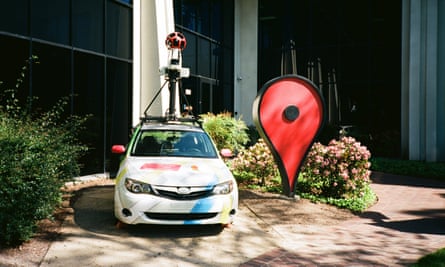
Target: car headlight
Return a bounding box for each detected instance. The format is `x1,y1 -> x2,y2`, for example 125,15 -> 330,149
125,178 -> 153,194
212,180 -> 233,195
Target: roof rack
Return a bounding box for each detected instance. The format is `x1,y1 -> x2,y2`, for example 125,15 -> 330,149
140,115 -> 202,127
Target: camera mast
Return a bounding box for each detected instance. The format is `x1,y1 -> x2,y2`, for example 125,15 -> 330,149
143,32 -> 191,122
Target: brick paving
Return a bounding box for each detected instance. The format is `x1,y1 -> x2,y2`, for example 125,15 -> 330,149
241,172 -> 445,266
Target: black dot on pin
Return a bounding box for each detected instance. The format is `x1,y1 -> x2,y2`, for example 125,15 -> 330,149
283,105 -> 299,122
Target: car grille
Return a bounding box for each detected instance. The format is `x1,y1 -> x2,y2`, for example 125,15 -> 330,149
155,189 -> 213,200
144,212 -> 217,221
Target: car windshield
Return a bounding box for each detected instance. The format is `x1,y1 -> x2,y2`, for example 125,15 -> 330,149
131,129 -> 218,158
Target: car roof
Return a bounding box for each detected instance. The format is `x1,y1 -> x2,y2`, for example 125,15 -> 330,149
140,121 -> 205,132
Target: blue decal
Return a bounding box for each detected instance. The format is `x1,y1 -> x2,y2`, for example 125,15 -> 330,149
184,220 -> 199,225
191,198 -> 215,213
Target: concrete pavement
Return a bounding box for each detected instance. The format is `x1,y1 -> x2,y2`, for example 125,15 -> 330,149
41,172 -> 445,266
41,185 -> 280,266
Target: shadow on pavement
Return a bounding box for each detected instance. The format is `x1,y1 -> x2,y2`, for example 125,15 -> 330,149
360,209 -> 445,235
369,217 -> 445,235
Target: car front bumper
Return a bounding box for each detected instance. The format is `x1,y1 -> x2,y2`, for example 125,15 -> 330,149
114,186 -> 238,225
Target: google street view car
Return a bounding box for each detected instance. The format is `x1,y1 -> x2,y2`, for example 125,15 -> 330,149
111,32 -> 238,226
111,119 -> 238,226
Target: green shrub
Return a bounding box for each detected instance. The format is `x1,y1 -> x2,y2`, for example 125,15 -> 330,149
200,112 -> 249,152
298,180 -> 376,212
299,136 -> 372,200
0,63 -> 88,246
371,157 -> 445,180
411,247 -> 445,267
229,138 -> 279,187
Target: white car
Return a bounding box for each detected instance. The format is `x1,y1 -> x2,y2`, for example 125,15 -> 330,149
111,120 -> 238,226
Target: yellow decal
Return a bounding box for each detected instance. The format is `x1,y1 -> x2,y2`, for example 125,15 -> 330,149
115,168 -> 128,184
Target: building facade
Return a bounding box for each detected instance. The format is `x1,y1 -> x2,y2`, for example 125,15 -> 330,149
0,0 -> 443,176
140,0 -> 444,163
0,0 -> 132,174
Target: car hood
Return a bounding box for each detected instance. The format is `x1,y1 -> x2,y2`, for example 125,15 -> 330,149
121,157 -> 233,187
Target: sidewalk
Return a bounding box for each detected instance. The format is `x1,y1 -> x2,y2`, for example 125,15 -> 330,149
241,172 -> 445,266
41,172 -> 445,266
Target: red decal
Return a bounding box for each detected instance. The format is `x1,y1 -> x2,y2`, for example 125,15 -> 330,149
253,75 -> 325,197
140,163 -> 181,171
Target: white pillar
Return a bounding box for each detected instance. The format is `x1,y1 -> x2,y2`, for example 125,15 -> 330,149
133,0 -> 175,126
234,0 -> 258,125
132,0 -> 141,126
401,0 -> 445,162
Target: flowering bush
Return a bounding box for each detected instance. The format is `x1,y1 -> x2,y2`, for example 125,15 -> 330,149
300,136 -> 372,199
229,138 -> 279,187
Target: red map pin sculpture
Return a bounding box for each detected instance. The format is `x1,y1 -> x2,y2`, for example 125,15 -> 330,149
253,75 -> 325,197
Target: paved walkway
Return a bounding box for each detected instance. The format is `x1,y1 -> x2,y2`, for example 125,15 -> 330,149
41,172 -> 445,266
241,172 -> 445,266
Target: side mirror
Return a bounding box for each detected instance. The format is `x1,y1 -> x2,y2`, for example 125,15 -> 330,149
220,148 -> 233,158
112,145 -> 126,154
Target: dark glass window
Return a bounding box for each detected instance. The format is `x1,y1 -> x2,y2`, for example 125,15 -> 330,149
175,1 -> 210,37
106,1 -> 132,59
73,0 -> 104,52
258,0 -> 401,156
116,0 -> 132,5
182,34 -> 197,74
0,35 -> 29,102
74,51 -> 105,174
197,37 -> 210,77
0,0 -> 28,35
106,58 -> 132,173
175,0 -> 232,43
174,0 -> 234,115
214,44 -> 234,113
31,42 -> 71,112
31,0 -> 70,44
106,58 -> 132,147
180,76 -> 222,115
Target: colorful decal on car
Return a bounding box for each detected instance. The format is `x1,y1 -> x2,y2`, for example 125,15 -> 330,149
190,165 -> 199,171
115,167 -> 128,184
140,163 -> 181,171
219,198 -> 233,224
